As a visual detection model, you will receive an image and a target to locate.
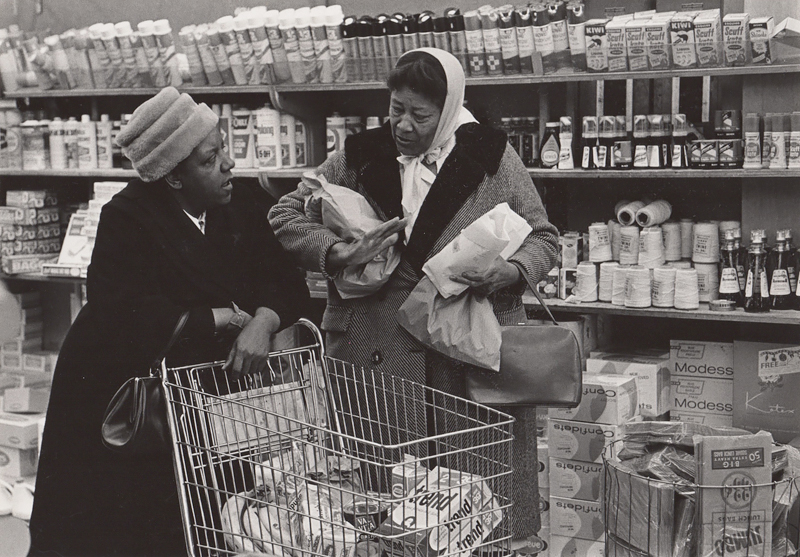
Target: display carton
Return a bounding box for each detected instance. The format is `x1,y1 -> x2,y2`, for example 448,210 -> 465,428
644,19 -> 671,69
694,10 -> 722,67
771,17 -> 800,64
672,375 -> 733,420
585,354 -> 670,418
0,412 -> 39,449
605,19 -> 629,72
733,341 -> 800,443
0,352 -> 22,372
22,351 -> 57,374
6,189 -> 58,208
549,458 -> 603,501
585,19 -> 610,72
548,534 -> 604,557
550,495 -> 604,542
723,13 -> 751,66
669,340 -> 733,379
0,445 -> 37,477
749,16 -> 774,64
538,439 -> 549,488
547,418 -> 623,463
625,18 -> 650,70
3,386 -> 49,413
670,13 -> 697,68
549,374 -> 638,425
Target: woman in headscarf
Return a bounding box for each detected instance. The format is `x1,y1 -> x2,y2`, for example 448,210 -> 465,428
29,87 -> 310,556
269,48 -> 558,546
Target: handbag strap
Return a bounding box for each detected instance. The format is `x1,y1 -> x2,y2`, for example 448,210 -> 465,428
510,262 -> 559,326
149,310 -> 191,376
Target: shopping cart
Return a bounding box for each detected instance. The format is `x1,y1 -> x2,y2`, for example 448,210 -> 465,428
160,319 -> 516,557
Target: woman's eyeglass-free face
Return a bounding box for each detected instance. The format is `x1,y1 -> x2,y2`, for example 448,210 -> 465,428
389,87 -> 443,157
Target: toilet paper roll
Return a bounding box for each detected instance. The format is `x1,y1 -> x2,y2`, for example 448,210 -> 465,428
611,265 -> 629,306
616,200 -> 646,226
679,218 -> 694,259
599,261 -> 619,302
692,221 -> 720,263
624,266 -> 652,308
619,226 -> 640,265
635,199 -> 672,227
652,265 -> 676,308
662,221 -> 682,261
574,261 -> 599,302
638,227 -> 666,269
589,222 -> 612,263
695,262 -> 720,302
674,268 -> 700,310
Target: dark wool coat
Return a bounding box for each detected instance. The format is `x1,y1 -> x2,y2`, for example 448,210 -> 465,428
29,180 -> 310,557
269,122 -> 559,538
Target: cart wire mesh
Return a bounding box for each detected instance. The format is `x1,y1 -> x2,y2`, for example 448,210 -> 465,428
160,319 -> 515,557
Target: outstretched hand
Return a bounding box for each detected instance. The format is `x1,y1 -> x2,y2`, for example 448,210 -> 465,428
326,217 -> 407,274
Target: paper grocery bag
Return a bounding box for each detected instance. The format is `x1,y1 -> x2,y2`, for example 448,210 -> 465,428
423,202 -> 532,298
397,277 -> 502,371
303,172 -> 401,299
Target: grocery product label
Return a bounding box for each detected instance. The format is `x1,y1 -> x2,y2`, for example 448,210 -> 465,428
757,346 -> 800,378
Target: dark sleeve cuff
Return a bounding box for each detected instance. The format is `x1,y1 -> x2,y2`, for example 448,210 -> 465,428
180,306 -> 216,345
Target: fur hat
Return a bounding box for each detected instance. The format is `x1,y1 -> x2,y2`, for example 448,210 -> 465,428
116,87 -> 219,182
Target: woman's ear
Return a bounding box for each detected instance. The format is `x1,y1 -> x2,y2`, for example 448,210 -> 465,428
164,171 -> 182,190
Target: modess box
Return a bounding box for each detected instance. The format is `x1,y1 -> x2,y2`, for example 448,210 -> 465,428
549,374 -> 638,425
549,458 -> 604,501
547,419 -> 623,463
550,495 -> 605,542
671,376 -> 733,417
733,341 -> 800,443
670,340 -> 734,379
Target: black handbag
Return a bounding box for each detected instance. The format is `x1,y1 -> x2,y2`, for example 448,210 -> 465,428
465,270 -> 582,408
101,311 -> 190,455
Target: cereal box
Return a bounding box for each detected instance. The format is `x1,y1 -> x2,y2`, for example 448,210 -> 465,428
723,13 -> 750,66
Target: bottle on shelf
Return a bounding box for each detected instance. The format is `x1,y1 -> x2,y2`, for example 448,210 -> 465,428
539,121 -> 559,169
745,229 -> 770,313
719,229 -> 744,307
783,229 -> 798,297
632,114 -> 649,169
557,116 -> 574,169
671,113 -> 689,168
768,230 -> 793,310
524,116 -> 540,167
580,116 -> 597,170
733,228 -> 747,292
613,115 -> 632,169
596,115 -> 614,169
96,114 -> 113,169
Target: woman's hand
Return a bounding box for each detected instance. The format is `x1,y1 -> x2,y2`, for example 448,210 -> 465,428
223,308 -> 281,380
450,257 -> 522,297
326,217 -> 407,275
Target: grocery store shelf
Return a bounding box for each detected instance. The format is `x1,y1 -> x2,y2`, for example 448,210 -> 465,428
523,294 -> 800,324
6,63 -> 800,98
1,272 -> 84,283
528,168 -> 800,179
0,167 -> 311,179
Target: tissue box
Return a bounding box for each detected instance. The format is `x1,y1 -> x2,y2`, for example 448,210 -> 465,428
0,445 -> 37,477
0,412 -> 39,449
670,340 -> 733,379
550,496 -> 605,542
549,374 -> 638,425
3,386 -> 49,413
733,341 -> 800,443
586,354 -> 670,418
672,375 -> 733,422
547,419 -> 623,463
549,458 -> 604,502
549,535 -> 605,557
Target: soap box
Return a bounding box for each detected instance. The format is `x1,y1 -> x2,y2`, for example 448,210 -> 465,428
550,496 -> 605,542
671,376 -> 733,418
733,341 -> 800,443
549,458 -> 604,502
669,340 -> 733,379
586,354 -> 670,418
547,418 -> 622,463
549,374 -> 638,425
0,445 -> 37,477
549,535 -> 605,557
0,412 -> 39,449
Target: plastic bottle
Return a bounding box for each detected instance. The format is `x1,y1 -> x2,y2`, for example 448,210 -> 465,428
113,22 -> 142,88
77,114 -> 98,169
279,112 -> 297,168
532,5 -> 555,74
231,108 -> 255,168
418,11 -> 436,49
557,116 -> 574,169
539,122 -> 560,169
294,8 -> 319,84
719,229 -> 744,307
446,8 -> 469,75
548,1 -> 571,71
325,6 -> 347,83
137,20 -> 168,87
216,16 -> 247,85
340,15 -> 361,83
191,25 -> 223,86
768,230 -> 793,310
265,9 -> 292,83
581,116 -> 597,169
21,121 -> 45,170
204,24 -> 236,86
433,15 -> 451,53
48,117 -> 67,170
96,114 -> 113,169
745,230 -> 770,313
567,3 -> 587,72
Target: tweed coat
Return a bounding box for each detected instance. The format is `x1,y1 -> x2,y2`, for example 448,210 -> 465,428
29,180 -> 310,556
269,121 -> 559,538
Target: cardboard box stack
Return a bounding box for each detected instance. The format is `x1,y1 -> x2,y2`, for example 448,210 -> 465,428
670,340 -> 734,427
0,190 -> 62,275
547,373 -> 639,551
42,181 -> 126,278
536,437 -> 550,553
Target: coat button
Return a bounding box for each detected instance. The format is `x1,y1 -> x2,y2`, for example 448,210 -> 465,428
371,350 -> 383,365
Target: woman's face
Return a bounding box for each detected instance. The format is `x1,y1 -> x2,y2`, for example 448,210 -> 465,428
389,87 -> 443,156
170,129 -> 235,215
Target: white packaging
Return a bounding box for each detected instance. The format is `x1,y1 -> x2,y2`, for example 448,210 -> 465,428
723,13 -> 750,66
279,113 -> 296,168
48,118 -> 67,170
695,10 -> 722,67
549,374 -> 638,425
539,487 -> 550,529
3,386 -> 49,413
96,114 -> 113,169
63,116 -> 79,169
585,354 -> 670,418
645,19 -> 671,69
669,340 -> 733,379
538,439 -> 549,488
254,105 -> 280,170
550,495 -> 605,542
549,458 -> 604,502
547,418 -> 623,463
326,113 -> 346,158
0,445 -> 37,477
670,14 -> 697,68
625,19 -> 650,71
0,411 -> 40,449
390,454 -> 427,498
549,534 -> 605,557
77,115 -> 98,170
231,108 -> 255,168
671,375 -> 733,418
295,119 -> 307,167
605,19 -> 628,72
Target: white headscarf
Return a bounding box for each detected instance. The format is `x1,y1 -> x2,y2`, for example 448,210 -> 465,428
395,48 -> 477,241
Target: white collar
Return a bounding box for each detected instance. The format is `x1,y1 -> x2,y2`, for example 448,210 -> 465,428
183,210 -> 206,234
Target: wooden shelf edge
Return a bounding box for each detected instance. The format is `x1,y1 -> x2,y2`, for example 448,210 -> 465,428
523,294 -> 800,324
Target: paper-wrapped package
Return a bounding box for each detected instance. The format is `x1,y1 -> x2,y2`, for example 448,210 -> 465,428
422,202 -> 533,298
303,172 -> 401,299
398,203 -> 533,371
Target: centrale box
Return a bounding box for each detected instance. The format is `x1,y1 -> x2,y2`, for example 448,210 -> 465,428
549,374 -> 638,425
586,353 -> 670,418
550,495 -> 605,542
549,534 -> 604,557
547,418 -> 623,463
670,340 -> 733,379
549,458 -> 604,501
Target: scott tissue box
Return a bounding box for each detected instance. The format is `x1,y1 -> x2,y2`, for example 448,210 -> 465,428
547,418 -> 623,463
549,374 -> 638,425
549,458 -> 604,502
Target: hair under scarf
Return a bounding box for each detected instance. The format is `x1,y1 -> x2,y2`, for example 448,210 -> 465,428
395,48 -> 477,240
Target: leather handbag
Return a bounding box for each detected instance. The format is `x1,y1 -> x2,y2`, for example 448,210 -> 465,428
101,311 -> 190,455
465,270 -> 582,408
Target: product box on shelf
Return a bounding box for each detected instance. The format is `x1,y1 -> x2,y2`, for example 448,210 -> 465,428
559,233 -> 583,269
671,375 -> 733,421
538,439 -> 549,488
3,385 -> 49,413
585,19 -> 610,72
723,13 -> 751,66
645,18 -> 671,69
772,17 -> 800,64
547,418 -> 623,463
5,190 -> 58,209
606,18 -> 629,72
0,445 -> 37,477
549,458 -> 604,502
549,374 -> 638,425
1,337 -> 42,355
22,351 -> 57,375
695,9 -> 723,67
670,13 -> 698,69
536,267 -> 559,299
14,207 -> 60,226
550,495 -> 604,542
1,255 -> 56,275
733,341 -> 800,443
549,534 -> 604,557
1,352 -> 22,372
669,340 -> 733,379
0,207 -> 25,225
0,412 -> 39,449
749,16 -> 774,64
559,268 -> 577,300
586,353 -> 670,418
625,18 -> 650,71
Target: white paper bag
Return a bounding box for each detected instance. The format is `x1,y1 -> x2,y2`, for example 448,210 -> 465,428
422,202 -> 533,298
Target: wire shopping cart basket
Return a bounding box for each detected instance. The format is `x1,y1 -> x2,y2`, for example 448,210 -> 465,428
160,319 -> 516,557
